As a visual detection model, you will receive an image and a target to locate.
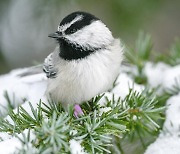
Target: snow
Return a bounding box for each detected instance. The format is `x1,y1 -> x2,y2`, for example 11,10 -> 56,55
144,63 -> 180,154
69,139 -> 87,154
112,73 -> 144,99
144,62 -> 171,89
164,94 -> 180,133
0,129 -> 35,154
145,134 -> 180,154
162,65 -> 180,90
0,137 -> 21,154
0,132 -> 12,141
144,62 -> 180,93
0,68 -> 47,115
0,62 -> 180,154
145,94 -> 180,154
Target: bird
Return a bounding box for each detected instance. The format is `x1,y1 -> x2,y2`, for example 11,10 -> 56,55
43,11 -> 123,112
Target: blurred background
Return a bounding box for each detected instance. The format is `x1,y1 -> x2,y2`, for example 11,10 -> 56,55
0,0 -> 180,74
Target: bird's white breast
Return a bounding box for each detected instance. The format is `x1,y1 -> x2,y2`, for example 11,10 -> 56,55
46,39 -> 123,107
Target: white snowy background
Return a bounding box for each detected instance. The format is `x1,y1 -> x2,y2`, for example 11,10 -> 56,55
0,62 -> 180,154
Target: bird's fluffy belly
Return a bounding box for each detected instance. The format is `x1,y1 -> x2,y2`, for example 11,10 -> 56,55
46,39 -> 123,106
47,69 -> 113,106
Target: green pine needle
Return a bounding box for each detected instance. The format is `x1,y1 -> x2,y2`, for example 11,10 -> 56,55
0,87 -> 165,154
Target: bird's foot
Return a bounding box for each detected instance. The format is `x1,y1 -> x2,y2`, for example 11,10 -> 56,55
74,104 -> 84,118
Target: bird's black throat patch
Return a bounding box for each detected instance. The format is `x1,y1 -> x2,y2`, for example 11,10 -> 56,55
58,38 -> 99,60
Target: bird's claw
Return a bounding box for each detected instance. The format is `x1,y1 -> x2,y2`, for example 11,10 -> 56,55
74,104 -> 84,118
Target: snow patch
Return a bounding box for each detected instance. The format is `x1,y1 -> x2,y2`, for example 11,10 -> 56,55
69,139 -> 87,154
112,73 -> 144,99
145,134 -> 180,154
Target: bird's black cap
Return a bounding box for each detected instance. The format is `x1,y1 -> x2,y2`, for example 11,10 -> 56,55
60,11 -> 99,35
48,11 -> 99,38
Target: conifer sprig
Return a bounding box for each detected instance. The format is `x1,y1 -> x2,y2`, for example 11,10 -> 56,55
125,32 -> 153,84
0,88 -> 165,154
157,39 -> 180,66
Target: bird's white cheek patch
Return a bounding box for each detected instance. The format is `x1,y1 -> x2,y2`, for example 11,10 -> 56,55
65,21 -> 114,49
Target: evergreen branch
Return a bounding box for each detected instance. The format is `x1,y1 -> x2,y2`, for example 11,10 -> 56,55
120,88 -> 165,148
155,38 -> 180,66
125,32 -> 153,84
169,39 -> 180,65
34,112 -> 71,153
0,87 -> 165,154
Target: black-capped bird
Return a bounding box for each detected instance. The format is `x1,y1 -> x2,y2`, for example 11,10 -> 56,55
43,11 -> 123,115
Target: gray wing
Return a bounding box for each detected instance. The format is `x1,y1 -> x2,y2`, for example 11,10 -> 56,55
43,52 -> 58,78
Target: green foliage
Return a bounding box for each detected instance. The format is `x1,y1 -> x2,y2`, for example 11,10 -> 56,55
0,88 -> 165,154
169,39 -> 180,65
125,32 -> 153,84
35,112 -> 70,153
155,39 -> 180,66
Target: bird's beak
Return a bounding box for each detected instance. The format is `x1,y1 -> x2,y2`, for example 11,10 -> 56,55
48,31 -> 62,39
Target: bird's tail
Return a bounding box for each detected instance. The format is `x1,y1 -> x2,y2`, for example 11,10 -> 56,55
17,65 -> 44,77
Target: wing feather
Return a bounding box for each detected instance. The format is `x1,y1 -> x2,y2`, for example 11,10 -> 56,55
43,53 -> 57,78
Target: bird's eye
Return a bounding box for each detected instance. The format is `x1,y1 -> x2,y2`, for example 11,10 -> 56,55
56,31 -> 62,35
65,27 -> 77,35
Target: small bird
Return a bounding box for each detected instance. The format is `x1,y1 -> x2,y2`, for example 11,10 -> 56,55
43,11 -> 123,111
